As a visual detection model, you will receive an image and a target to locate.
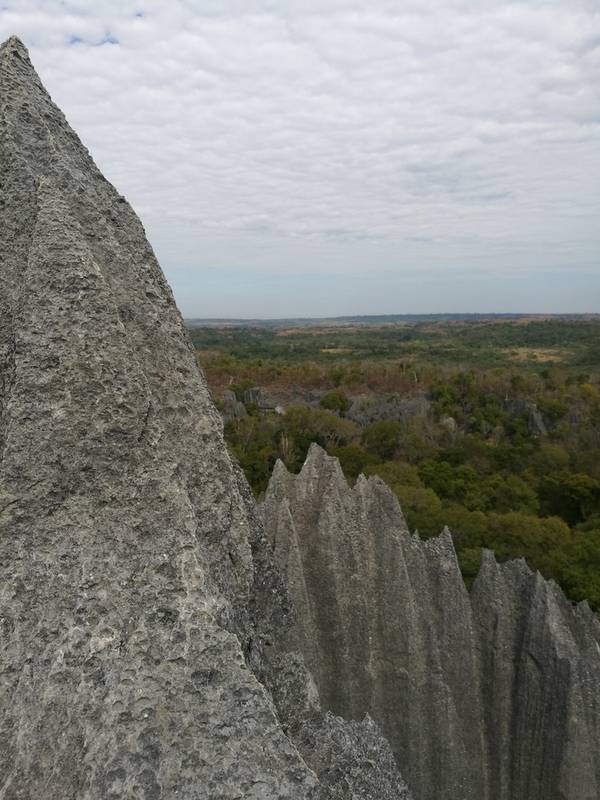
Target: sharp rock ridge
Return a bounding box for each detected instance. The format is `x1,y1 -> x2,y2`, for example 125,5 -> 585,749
0,36 -> 412,800
261,444 -> 600,800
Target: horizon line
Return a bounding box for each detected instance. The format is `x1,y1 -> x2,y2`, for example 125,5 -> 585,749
185,311 -> 600,322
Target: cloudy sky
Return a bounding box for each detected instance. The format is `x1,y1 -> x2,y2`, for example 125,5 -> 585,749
2,1 -> 599,317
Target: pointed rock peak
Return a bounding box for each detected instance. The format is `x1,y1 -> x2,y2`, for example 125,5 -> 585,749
1,35 -> 32,65
500,554 -> 534,581
423,526 -> 458,560
271,458 -> 291,481
301,442 -> 347,483
474,550 -> 536,596
355,471 -> 387,492
478,547 -> 499,573
0,34 -> 45,95
575,597 -> 600,629
291,445 -> 410,530
354,471 -> 404,511
1,34 -> 27,52
264,458 -> 295,500
354,472 -> 390,502
304,441 -> 329,465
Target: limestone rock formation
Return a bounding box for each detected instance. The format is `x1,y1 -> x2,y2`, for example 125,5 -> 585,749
472,553 -> 600,800
242,386 -> 277,412
261,444 -> 600,800
222,388 -> 248,422
0,36 -> 410,799
261,446 -> 486,800
506,398 -> 548,436
346,393 -> 431,427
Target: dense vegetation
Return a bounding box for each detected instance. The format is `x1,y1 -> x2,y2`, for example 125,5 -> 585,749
190,318 -> 600,610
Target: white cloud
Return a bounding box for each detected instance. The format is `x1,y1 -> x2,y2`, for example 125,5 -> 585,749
1,0 -> 599,315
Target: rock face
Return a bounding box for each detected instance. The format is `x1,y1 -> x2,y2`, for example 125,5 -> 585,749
506,398 -> 548,436
472,553 -> 600,800
261,444 -> 600,800
347,393 -> 431,427
0,37 -> 410,799
242,386 -> 277,411
261,447 -> 486,800
221,388 -> 248,421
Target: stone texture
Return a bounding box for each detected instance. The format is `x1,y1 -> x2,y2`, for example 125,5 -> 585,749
346,393 -> 431,427
261,443 -> 600,800
242,386 -> 277,411
262,446 -> 486,800
0,36 -> 410,800
222,388 -> 248,422
506,398 -> 548,436
472,553 -> 600,800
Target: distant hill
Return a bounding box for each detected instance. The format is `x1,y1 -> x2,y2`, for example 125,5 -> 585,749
185,313 -> 599,329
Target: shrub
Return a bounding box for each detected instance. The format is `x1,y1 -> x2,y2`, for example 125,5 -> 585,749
328,444 -> 379,480
361,420 -> 403,460
320,390 -> 350,415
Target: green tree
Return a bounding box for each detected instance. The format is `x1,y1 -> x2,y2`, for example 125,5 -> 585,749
418,460 -> 484,509
328,444 -> 379,480
364,460 -> 422,488
539,471 -> 600,526
361,420 -> 403,460
486,474 -> 540,515
536,397 -> 568,426
554,529 -> 600,609
320,390 -> 350,415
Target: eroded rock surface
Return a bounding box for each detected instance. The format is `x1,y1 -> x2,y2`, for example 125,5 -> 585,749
346,393 -> 431,427
261,443 -> 600,800
0,36 -> 410,800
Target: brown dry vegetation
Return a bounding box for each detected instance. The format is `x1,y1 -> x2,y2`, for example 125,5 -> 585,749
506,347 -> 566,362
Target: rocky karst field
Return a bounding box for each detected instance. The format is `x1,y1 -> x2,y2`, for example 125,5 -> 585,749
1,34 -> 599,800
191,317 -> 600,611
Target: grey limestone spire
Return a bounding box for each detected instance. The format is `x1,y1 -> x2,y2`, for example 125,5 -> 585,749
261,443 -> 600,800
0,36 -> 410,800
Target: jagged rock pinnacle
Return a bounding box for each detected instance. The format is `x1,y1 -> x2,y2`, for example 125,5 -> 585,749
261,444 -> 600,800
0,34 -> 28,55
262,447 -> 483,800
0,37 -> 411,799
0,35 -> 39,85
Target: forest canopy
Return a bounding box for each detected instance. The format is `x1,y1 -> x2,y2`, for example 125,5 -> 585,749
190,317 -> 600,611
